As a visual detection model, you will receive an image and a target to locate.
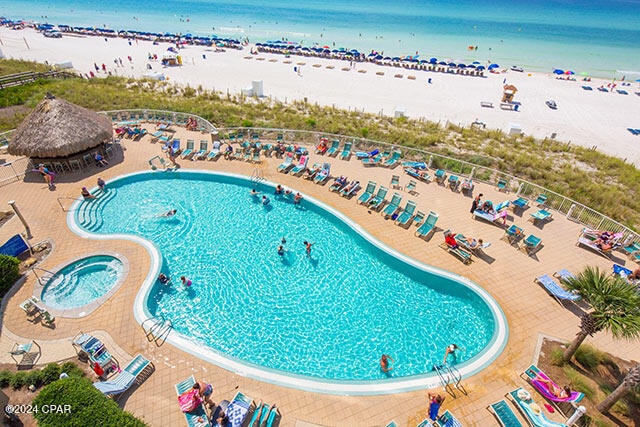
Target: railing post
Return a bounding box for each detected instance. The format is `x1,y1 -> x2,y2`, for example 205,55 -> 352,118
516,183 -> 523,196
428,155 -> 433,169
566,203 -> 576,220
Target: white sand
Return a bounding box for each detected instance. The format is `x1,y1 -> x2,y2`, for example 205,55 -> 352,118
2,27 -> 640,165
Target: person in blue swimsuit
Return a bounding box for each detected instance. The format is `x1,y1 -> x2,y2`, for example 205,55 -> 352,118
428,392 -> 445,421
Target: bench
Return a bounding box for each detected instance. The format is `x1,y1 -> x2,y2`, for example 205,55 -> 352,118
480,101 -> 494,108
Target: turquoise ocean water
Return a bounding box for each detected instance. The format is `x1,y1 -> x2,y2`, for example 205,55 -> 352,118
1,0 -> 639,78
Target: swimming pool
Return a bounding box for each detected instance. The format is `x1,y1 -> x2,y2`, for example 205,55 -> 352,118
40,254 -> 127,317
70,170 -> 507,394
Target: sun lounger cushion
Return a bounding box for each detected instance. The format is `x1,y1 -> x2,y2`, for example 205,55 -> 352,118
509,388 -> 566,427
489,399 -> 523,427
535,275 -> 580,301
524,365 -> 584,403
227,392 -> 251,427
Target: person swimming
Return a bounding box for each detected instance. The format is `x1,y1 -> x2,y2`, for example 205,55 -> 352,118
262,195 -> 270,205
303,240 -> 314,256
180,276 -> 192,287
160,209 -> 177,217
158,273 -> 171,285
277,245 -> 285,256
250,188 -> 259,197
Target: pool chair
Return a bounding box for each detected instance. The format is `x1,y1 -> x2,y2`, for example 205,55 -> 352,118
192,141 -> 208,161
448,174 -> 460,191
404,167 -> 431,183
530,209 -> 553,225
511,197 -> 529,212
461,179 -> 474,195
314,163 -> 331,183
488,399 -> 524,427
535,194 -> 548,206
379,191 -> 400,216
341,181 -> 361,198
277,153 -> 295,173
150,130 -> 164,142
504,224 -> 524,244
497,178 -> 509,192
303,163 -> 322,180
473,209 -> 508,226
522,234 -> 542,255
226,391 -> 253,427
495,200 -> 511,212
405,179 -> 418,195
622,241 -> 640,259
395,200 -> 417,227
369,186 -> 390,212
412,210 -> 426,227
401,161 -> 427,170
207,142 -> 221,160
390,174 -> 402,189
434,410 -> 464,427
534,275 -> 581,304
175,376 -> 209,427
441,233 -> 473,264
326,139 -> 340,156
362,153 -> 383,166
9,340 -> 41,368
94,354 -> 153,399
507,388 -> 567,427
455,234 -> 491,255
435,169 -> 447,184
576,231 -> 620,259
181,139 -> 195,159
415,211 -> 439,239
553,269 -> 575,282
329,176 -> 348,192
383,150 -> 402,168
357,181 -> 377,204
356,148 -> 379,159
289,155 -> 309,175
170,139 -> 181,156
19,296 -> 42,320
340,141 -> 353,160
524,365 -> 584,405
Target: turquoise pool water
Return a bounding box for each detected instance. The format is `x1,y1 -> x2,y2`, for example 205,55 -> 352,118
73,171 -> 504,383
41,255 -> 124,310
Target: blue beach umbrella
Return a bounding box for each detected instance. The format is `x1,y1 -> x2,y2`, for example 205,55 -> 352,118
488,63 -> 500,69
429,57 -> 438,64
458,63 -> 467,68
472,61 -> 481,65
438,61 -> 447,66
375,55 -> 383,60
448,62 -> 456,67
553,69 -> 564,75
475,65 -> 485,71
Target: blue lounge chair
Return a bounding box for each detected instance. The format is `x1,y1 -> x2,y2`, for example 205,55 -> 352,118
94,354 -> 152,397
170,138 -> 181,155
395,200 -> 417,227
341,180 -> 361,198
383,150 -> 402,168
504,225 -> 523,244
495,200 -> 511,212
497,179 -> 508,192
329,176 -> 348,192
369,186 -> 390,211
401,161 -> 427,169
181,139 -> 195,159
434,410 -> 463,427
404,167 -> 431,183
508,388 -> 567,427
380,192 -> 401,217
415,211 -> 438,238
522,234 -> 542,254
314,163 -> 331,183
488,399 -> 523,427
530,209 -> 553,224
357,181 -> 377,204
535,194 -> 548,206
340,141 -> 353,160
362,153 -> 383,166
226,391 -> 252,427
356,148 -> 379,158
390,174 -> 402,189
535,275 -> 580,303
582,85 -> 593,91
175,376 -> 209,427
622,241 -> 640,258
412,210 -> 426,227
435,169 -> 447,184
289,155 -> 309,175
277,154 -> 295,173
448,174 -> 460,190
326,139 -> 340,156
511,197 -> 528,212
405,179 -> 417,194
613,264 -> 633,278
192,141 -> 208,160
0,234 -> 29,257
553,269 -> 574,282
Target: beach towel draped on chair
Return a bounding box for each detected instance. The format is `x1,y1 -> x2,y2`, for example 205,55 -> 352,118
524,365 -> 584,403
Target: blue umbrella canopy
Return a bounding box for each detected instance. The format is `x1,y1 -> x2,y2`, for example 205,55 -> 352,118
488,63 -> 500,69
458,63 -> 467,68
429,57 -> 438,64
475,65 -> 485,70
553,69 -> 564,74
438,61 -> 448,65
472,61 -> 481,65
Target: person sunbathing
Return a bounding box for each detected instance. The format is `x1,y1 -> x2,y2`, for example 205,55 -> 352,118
445,233 -> 458,249
534,374 -> 571,398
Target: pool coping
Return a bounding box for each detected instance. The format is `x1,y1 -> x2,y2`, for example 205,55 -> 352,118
67,169 -> 509,395
35,251 -> 130,318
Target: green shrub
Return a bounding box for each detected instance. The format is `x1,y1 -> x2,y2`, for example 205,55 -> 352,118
25,370 -> 43,388
33,377 -> 146,427
305,118 -> 316,128
0,254 -> 20,297
0,370 -> 12,387
41,363 -> 62,384
60,361 -> 85,378
9,371 -> 27,390
550,348 -> 565,366
241,119 -> 253,127
575,344 -> 603,371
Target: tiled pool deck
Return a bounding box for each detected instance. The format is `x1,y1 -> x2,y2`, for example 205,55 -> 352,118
0,126 -> 638,426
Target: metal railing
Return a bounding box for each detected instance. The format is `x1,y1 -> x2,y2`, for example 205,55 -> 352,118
101,109 -> 218,134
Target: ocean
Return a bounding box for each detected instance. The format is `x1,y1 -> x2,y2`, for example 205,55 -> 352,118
1,0 -> 639,78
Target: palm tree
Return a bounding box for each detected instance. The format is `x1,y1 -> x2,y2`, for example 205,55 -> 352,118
597,364 -> 640,413
561,266 -> 640,363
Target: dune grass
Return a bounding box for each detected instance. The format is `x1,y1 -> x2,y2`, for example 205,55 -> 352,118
1,59 -> 640,230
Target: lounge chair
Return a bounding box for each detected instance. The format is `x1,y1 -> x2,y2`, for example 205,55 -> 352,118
530,209 -> 553,225
150,130 -> 164,142
622,241 -> 640,258
356,149 -> 379,158
181,139 -> 195,159
524,365 -> 584,404
207,142 -> 221,160
576,230 -> 620,258
357,181 -> 377,204
94,354 -> 153,397
405,180 -> 417,194
441,233 -> 473,264
497,179 -> 508,192
412,210 -> 426,227
192,141 -> 208,160
390,174 -> 402,189
369,186 -> 390,211
473,209 -> 508,226
488,399 -> 524,427
340,141 -> 353,160
326,139 -> 340,156
404,167 -> 431,183
226,391 -> 252,427
553,269 -> 574,282
507,388 -> 567,427
382,151 -> 402,168
495,200 -> 511,212
314,163 -> 331,183
341,181 -> 361,198
511,197 -> 529,212
435,169 -> 447,184
303,163 -> 322,180
395,200 -> 417,227
9,340 -> 41,368
175,376 -> 209,427
380,191 -> 400,216
19,296 -> 42,320
448,174 -> 460,191
329,176 -> 348,192
251,148 -> 262,163
362,153 -> 383,166
415,211 -> 438,238
503,225 -> 524,244
401,161 -> 427,169
535,194 -> 548,206
461,179 -> 474,195
434,410 -> 463,427
534,275 -> 581,304
277,154 -> 295,173
289,155 -> 309,175
522,234 -> 542,254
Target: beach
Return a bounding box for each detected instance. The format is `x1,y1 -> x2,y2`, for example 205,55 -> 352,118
2,26 -> 640,164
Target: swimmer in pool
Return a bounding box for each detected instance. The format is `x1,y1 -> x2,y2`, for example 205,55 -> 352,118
158,273 -> 171,285
180,276 -> 192,287
250,188 -> 259,197
160,209 -> 177,217
262,195 -> 270,205
277,245 -> 286,256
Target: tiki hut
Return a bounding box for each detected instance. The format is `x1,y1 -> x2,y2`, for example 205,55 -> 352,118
8,95 -> 113,158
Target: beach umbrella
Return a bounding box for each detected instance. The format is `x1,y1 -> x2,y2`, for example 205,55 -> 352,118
475,65 -> 485,70
565,70 -> 574,75
323,49 -> 331,53
553,69 -> 564,75
419,59 -> 428,64
488,63 -> 500,69
448,62 -> 456,67
338,47 -> 346,51
322,45 -> 330,49
457,63 -> 467,68
438,61 -> 447,66
472,61 -> 481,65
375,55 -> 383,60
467,64 -> 476,69
429,57 -> 438,64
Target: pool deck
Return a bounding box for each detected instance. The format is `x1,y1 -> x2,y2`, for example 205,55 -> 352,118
0,126 -> 638,426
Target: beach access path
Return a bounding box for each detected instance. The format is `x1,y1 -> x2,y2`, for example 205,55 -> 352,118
1,27 -> 640,165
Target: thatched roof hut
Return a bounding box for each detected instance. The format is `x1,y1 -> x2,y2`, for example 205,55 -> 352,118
8,96 -> 112,158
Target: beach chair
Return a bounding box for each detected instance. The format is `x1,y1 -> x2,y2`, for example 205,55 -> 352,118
390,174 -> 402,189
192,141 -> 208,160
226,391 -> 252,427
9,340 -> 41,369
357,181 -> 377,204
19,296 -> 42,320
329,176 -> 348,192
380,192 -> 401,216
369,186 -> 390,211
251,148 -> 262,163
341,181 -> 361,198
412,211 -> 426,227
303,163 -> 322,180
522,234 -> 542,254
622,241 -> 640,258
405,180 -> 417,195
362,153 -> 383,166
523,365 -> 584,404
535,194 -> 548,206
473,209 -> 508,226
503,225 -> 524,244
383,150 -> 402,168
448,174 -> 460,191
434,410 -> 463,427
553,269 -> 575,282
415,211 -> 438,239
460,179 -> 474,195
404,167 -> 431,183
576,231 -> 619,258
507,388 -> 567,427
340,141 -> 353,160
326,139 -> 340,156
395,200 -> 417,227
277,153 -> 295,173
613,264 -> 634,280
401,161 -> 427,170
207,142 -> 221,160
289,155 -> 309,175
175,376 -> 209,427
441,237 -> 473,264
495,200 -> 511,212
94,354 -> 153,398
314,163 -> 331,183
535,275 -> 580,304
435,169 -> 447,184
511,197 -> 529,212
181,139 -> 195,159
356,148 -> 379,159
488,399 -> 524,427
150,130 -> 164,142
497,179 -> 509,192
530,209 -> 553,225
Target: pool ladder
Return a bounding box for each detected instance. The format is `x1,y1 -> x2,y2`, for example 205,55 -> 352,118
250,166 -> 265,185
142,316 -> 173,346
433,363 -> 467,398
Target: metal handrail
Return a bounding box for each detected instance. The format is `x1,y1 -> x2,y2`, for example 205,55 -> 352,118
56,196 -> 82,212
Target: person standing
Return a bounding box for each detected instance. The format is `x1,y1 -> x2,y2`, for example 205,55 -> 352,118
428,392 -> 445,421
470,193 -> 483,213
